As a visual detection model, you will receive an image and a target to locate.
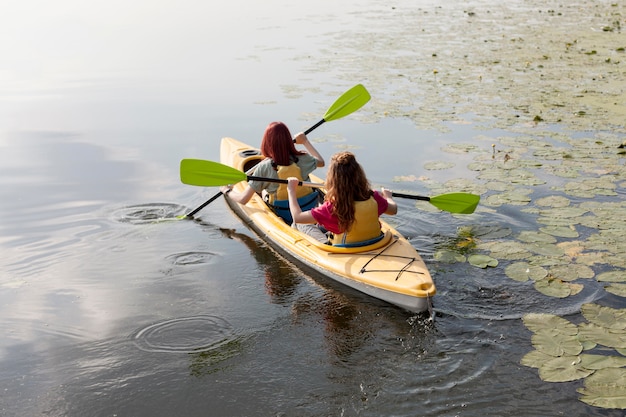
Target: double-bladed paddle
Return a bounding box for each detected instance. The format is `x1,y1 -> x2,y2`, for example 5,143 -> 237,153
181,84 -> 371,219
180,159 -> 480,215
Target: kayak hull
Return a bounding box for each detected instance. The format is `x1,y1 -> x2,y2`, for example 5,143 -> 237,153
219,137 -> 436,313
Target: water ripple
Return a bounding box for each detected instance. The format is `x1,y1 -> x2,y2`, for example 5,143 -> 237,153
166,251 -> 218,266
110,203 -> 187,225
131,315 -> 234,354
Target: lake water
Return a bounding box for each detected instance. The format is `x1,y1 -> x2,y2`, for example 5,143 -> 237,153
2,0 -> 625,416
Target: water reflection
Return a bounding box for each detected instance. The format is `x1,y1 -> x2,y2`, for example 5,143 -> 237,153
216,226 -> 302,304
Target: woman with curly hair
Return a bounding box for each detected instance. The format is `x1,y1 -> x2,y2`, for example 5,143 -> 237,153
287,151 -> 397,246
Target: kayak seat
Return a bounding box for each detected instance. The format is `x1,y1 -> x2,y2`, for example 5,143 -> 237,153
305,230 -> 395,254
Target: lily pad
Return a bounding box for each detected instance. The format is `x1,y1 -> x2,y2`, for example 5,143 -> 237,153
581,304 -> 626,330
520,349 -> 554,369
540,225 -> 579,238
597,271 -> 626,283
538,355 -> 593,382
505,262 -> 548,282
535,195 -> 571,208
531,329 -> 583,356
468,254 -> 498,268
424,161 -> 455,170
481,240 -> 532,260
522,313 -> 578,335
579,354 -> 626,370
578,368 -> 626,409
434,250 -> 466,264
578,323 -> 626,349
606,284 -> 626,298
517,231 -> 557,244
534,278 -> 572,298
549,264 -> 595,281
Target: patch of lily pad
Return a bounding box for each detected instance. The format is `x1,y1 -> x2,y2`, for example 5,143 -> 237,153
521,304 -> 626,409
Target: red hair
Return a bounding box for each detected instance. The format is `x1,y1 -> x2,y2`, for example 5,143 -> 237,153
260,122 -> 305,167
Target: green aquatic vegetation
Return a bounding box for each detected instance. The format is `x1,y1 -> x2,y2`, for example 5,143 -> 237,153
468,254 -> 498,268
433,250 -> 466,264
424,161 -> 455,170
535,195 -> 571,208
517,231 -> 557,244
440,143 -> 484,154
483,188 -> 533,207
522,305 -> 626,408
582,303 -> 626,330
606,283 -> 626,298
559,178 -> 618,198
578,368 -> 626,409
597,271 -> 626,283
505,262 -> 548,282
534,277 -> 579,298
548,264 -> 595,281
539,225 -> 579,238
479,240 -> 533,260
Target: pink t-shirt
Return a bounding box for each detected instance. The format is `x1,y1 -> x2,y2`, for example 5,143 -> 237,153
310,191 -> 389,234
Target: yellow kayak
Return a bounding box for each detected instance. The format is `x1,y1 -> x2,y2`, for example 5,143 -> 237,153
220,137 -> 436,313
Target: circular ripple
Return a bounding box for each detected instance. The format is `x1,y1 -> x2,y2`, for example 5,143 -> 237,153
110,203 -> 187,225
131,315 -> 234,353
166,251 -> 218,266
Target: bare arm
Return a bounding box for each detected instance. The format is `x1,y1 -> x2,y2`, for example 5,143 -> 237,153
287,177 -> 317,224
294,132 -> 325,168
381,188 -> 398,215
220,184 -> 257,205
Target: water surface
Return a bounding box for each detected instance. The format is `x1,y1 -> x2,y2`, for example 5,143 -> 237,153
1,0 -> 625,416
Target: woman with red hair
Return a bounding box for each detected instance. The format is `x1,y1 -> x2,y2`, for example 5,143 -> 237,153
221,121 -> 325,223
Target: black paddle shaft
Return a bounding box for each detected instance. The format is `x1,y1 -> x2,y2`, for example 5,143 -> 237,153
391,192 -> 430,202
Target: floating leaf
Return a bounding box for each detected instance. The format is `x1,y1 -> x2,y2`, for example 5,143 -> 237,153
531,329 -> 583,356
606,284 -> 626,298
518,231 -> 557,244
597,271 -> 626,283
578,323 -> 626,349
441,143 -> 482,154
579,354 -> 626,370
549,264 -> 595,281
568,282 -> 584,296
535,195 -> 571,208
538,355 -> 593,382
505,262 -> 548,282
534,278 -> 572,298
581,304 -> 626,330
522,313 -> 578,335
424,161 -> 455,170
540,225 -> 579,238
481,240 -> 532,260
578,368 -> 626,409
520,349 -> 554,369
526,242 -> 566,257
434,250 -> 466,264
468,254 -> 498,268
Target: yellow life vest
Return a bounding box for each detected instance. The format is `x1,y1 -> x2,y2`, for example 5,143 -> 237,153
270,162 -> 313,203
330,196 -> 383,247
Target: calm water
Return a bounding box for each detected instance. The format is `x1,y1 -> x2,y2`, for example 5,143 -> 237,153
1,1 -> 624,416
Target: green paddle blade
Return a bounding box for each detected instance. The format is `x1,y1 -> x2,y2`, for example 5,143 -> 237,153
180,159 -> 247,186
323,84 -> 371,122
429,193 -> 480,214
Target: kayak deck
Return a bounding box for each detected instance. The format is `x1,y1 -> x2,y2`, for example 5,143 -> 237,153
219,137 -> 436,313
